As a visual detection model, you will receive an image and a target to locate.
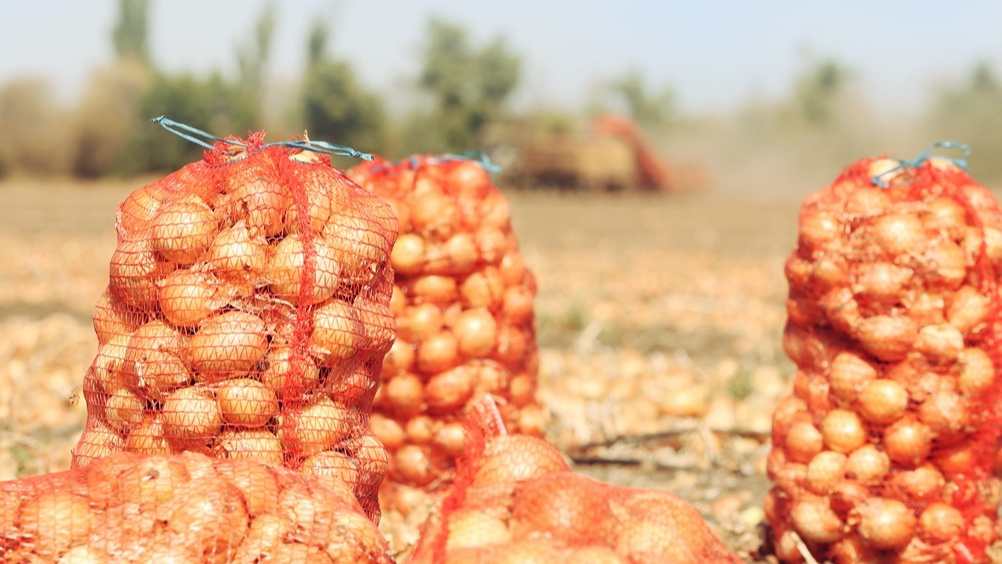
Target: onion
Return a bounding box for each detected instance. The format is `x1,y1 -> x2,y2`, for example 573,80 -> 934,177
932,442 -> 977,478
857,497 -> 916,550
846,182 -> 892,214
411,191 -> 459,240
92,333 -> 134,394
517,404 -> 546,436
165,479 -> 249,558
354,433 -> 390,489
225,177 -> 290,238
117,183 -> 163,234
891,464 -> 945,503
852,262 -> 912,301
266,233 -> 342,305
325,215 -> 391,286
771,395 -> 809,440
93,289 -> 145,344
260,344 -> 320,399
453,308 -> 499,359
125,319 -> 189,399
18,491 -> 94,557
924,197 -> 968,239
923,239 -> 968,289
917,388 -> 969,439
425,365 -> 477,414
310,298 -> 363,365
355,298 -> 396,356
434,421 -> 468,458
819,287 -> 862,334
914,323 -> 964,363
460,268 -> 505,309
883,417 -> 931,467
103,387 -> 145,432
804,451 -> 847,495
188,311 -> 268,382
281,396 -> 354,457
821,409 -> 867,454
958,347 -> 994,394
391,233 -> 427,276
799,209 -> 843,251
215,377 -> 279,428
213,458 -> 280,518
161,386 -> 222,448
474,435 -> 569,485
811,256 -> 850,289
150,194 -> 218,264
370,413 -> 405,452
324,363 -> 377,408
445,509 -> 513,551
405,415 -> 436,444
475,227 -> 509,265
207,221 -> 269,282
300,449 -> 360,492
479,190 -> 511,231
416,330 -> 460,374
791,494 -> 845,544
117,454 -> 191,512
382,337 -> 414,378
918,503 -> 964,544
784,420 -> 824,464
857,378 -> 908,425
871,211 -> 925,257
499,251 -> 527,287
853,314 -> 918,362
829,480 -> 868,517
844,444 -> 889,484
384,373 -> 424,418
411,274 -> 459,304
124,414 -> 172,455
214,428 -> 284,465
502,286 -> 535,325
946,285 -> 989,335
393,444 -> 435,486
109,235 -> 175,309
400,302 -> 444,341
157,268 -> 222,328
284,183 -> 332,235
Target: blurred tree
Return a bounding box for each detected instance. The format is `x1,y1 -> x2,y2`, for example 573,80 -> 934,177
236,1 -> 276,123
0,78 -> 71,176
116,72 -> 257,173
300,17 -> 387,156
928,61 -> 1002,180
786,59 -> 852,129
414,17 -> 520,151
606,69 -> 675,131
113,0 -> 152,65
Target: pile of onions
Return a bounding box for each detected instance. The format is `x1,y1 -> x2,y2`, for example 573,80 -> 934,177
0,451 -> 393,562
346,155 -> 545,537
406,406 -> 740,564
74,135 -> 399,522
767,155 -> 1002,562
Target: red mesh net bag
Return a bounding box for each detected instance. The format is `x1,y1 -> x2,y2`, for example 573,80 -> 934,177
766,143 -> 1002,563
407,397 -> 740,564
0,450 -> 393,562
69,118 -> 398,522
346,154 -> 545,546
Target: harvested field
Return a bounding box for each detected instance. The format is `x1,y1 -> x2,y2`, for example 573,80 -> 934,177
0,177 -> 811,561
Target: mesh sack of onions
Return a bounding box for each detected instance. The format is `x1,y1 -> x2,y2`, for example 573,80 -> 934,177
766,143 -> 1002,563
0,450 -> 393,562
70,118 -> 398,522
345,154 -> 544,542
406,397 -> 740,564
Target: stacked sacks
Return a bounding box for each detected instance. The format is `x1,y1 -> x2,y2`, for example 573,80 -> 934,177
347,154 -> 545,547
71,121 -> 398,522
767,145 -> 1002,562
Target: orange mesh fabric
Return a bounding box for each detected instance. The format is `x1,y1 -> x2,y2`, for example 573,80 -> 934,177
766,153 -> 1002,562
346,155 -> 544,538
0,451 -> 392,562
408,398 -> 740,564
70,132 -> 398,522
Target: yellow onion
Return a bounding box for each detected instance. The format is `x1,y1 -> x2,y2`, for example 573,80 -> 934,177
310,298 -> 363,365
266,233 -> 342,305
157,267 -> 223,328
224,177 -> 290,238
857,497 -> 916,550
325,214 -> 392,286
150,194 -> 218,264
214,428 -> 284,465
188,310 -> 268,381
207,221 -> 269,282
109,235 -> 176,309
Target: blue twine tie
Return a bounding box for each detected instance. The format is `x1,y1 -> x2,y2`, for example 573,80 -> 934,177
871,141 -> 971,187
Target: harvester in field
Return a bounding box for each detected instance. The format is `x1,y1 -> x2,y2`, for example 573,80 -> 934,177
488,114 -> 678,192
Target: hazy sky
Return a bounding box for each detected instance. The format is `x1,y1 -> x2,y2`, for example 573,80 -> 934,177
3,1 -> 1001,115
